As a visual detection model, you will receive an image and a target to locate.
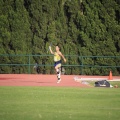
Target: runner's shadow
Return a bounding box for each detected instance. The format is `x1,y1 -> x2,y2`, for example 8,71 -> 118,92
19,81 -> 54,84
0,78 -> 17,80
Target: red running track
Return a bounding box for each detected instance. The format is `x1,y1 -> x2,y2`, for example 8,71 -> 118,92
0,74 -> 119,87
0,74 -> 89,87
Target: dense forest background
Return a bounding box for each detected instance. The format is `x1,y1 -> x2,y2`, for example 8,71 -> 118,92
0,0 -> 120,75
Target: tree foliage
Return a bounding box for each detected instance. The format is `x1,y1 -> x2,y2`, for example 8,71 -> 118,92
0,0 -> 120,75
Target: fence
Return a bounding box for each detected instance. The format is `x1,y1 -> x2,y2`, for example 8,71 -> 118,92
0,54 -> 120,75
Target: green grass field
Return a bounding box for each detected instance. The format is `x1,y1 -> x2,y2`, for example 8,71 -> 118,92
0,87 -> 120,120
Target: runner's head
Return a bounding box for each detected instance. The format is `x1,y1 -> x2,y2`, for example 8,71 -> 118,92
55,44 -> 61,51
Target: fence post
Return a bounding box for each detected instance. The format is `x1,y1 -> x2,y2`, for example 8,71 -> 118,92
81,56 -> 83,75
28,55 -> 30,74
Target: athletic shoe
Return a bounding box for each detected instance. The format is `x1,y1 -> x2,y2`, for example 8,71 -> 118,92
57,79 -> 61,83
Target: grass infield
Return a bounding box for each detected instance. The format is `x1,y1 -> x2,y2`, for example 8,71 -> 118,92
0,87 -> 120,120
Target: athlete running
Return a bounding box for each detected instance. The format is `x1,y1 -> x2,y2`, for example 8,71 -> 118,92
49,45 -> 66,83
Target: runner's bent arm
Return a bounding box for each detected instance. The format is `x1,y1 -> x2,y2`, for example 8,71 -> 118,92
59,52 -> 66,63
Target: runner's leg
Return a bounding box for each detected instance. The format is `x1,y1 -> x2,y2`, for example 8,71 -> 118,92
55,65 -> 61,82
